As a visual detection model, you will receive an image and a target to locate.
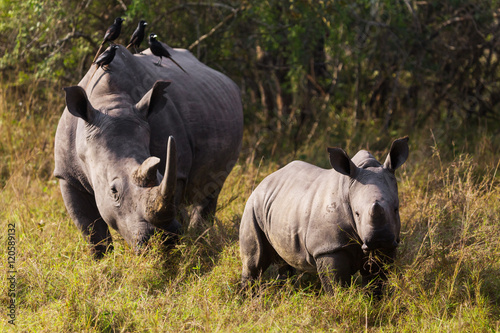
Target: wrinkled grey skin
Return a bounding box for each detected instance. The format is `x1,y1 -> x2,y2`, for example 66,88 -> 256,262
54,45 -> 243,256
239,137 -> 409,295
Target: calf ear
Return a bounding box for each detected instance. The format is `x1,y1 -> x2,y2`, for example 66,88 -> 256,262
383,136 -> 409,171
136,80 -> 171,118
327,147 -> 359,178
63,86 -> 96,123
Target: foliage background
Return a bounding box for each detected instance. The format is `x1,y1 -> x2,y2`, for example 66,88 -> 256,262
1,0 -> 500,331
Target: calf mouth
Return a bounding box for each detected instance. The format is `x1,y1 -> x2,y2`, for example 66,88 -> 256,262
361,238 -> 399,253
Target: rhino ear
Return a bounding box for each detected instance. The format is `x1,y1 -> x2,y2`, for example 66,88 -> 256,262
383,136 -> 409,171
136,80 -> 171,118
327,147 -> 359,178
64,86 -> 96,123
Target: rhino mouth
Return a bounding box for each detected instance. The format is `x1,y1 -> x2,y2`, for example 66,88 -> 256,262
361,238 -> 399,252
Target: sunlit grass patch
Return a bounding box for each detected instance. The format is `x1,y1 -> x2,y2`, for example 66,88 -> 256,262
1,80 -> 499,331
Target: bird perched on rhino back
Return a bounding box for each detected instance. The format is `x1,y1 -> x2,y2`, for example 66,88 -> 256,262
92,17 -> 125,63
148,33 -> 187,73
95,44 -> 119,70
86,45 -> 120,89
127,20 -> 147,54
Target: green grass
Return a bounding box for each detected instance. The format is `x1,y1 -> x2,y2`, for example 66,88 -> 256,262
1,81 -> 500,332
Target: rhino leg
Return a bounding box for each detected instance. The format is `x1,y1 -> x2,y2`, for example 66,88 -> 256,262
315,252 -> 353,295
277,264 -> 296,280
188,190 -> 220,232
239,210 -> 277,289
59,180 -> 112,258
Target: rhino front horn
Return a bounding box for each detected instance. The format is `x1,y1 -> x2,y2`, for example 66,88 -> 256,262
160,136 -> 177,199
145,136 -> 177,228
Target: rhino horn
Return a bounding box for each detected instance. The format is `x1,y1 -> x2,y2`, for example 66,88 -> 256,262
133,157 -> 160,187
160,136 -> 177,199
369,202 -> 385,225
145,136 -> 177,228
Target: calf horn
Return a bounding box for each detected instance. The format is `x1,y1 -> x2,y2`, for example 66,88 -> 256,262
145,136 -> 177,228
370,201 -> 385,225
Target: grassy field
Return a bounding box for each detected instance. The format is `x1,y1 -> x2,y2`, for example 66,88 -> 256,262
1,80 -> 500,332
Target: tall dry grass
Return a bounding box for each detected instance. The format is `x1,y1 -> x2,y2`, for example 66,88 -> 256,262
1,81 -> 499,331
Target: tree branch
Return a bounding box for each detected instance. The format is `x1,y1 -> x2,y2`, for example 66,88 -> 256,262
151,2 -> 239,31
428,15 -> 472,41
117,0 -> 127,11
188,5 -> 243,51
40,31 -> 97,50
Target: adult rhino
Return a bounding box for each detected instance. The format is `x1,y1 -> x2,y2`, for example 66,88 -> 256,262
239,137 -> 409,295
54,44 -> 243,257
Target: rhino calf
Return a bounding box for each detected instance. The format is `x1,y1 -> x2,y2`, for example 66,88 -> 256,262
239,137 -> 409,295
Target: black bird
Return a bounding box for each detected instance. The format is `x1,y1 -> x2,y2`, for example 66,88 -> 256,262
126,20 -> 147,54
87,45 -> 120,88
93,17 -> 125,63
148,33 -> 187,73
94,45 -> 119,70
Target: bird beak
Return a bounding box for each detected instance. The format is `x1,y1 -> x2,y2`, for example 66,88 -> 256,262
153,34 -> 157,38
144,23 -> 148,25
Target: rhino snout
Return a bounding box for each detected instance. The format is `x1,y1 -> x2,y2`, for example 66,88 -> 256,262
361,232 -> 399,252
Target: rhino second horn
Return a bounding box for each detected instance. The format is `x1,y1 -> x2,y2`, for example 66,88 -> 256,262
133,157 -> 160,187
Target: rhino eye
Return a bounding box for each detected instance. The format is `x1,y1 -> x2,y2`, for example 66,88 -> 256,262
355,211 -> 360,218
109,181 -> 122,206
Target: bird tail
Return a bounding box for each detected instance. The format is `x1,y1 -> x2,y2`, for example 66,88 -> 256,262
168,56 -> 188,74
85,65 -> 100,90
92,42 -> 105,63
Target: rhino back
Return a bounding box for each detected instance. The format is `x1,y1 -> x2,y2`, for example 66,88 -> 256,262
248,161 -> 357,271
58,45 -> 243,201
145,50 -> 243,199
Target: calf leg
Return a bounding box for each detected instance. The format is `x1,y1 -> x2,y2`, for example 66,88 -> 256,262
59,180 -> 112,258
315,252 -> 352,295
239,209 -> 275,289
